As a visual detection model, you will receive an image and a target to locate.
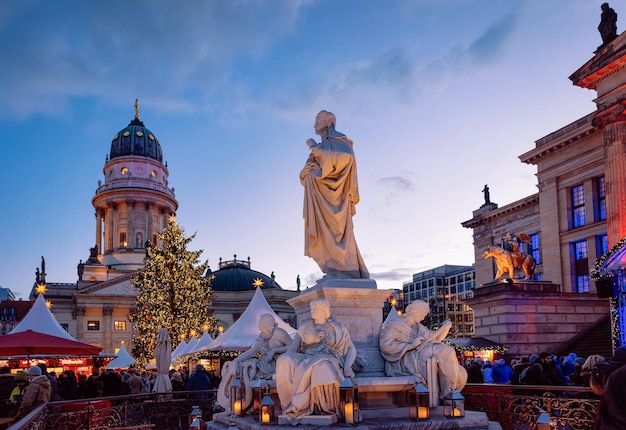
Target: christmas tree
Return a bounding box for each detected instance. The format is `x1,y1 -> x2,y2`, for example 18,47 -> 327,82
129,219 -> 216,366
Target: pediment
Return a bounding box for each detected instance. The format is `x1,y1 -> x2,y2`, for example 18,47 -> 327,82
75,274 -> 137,297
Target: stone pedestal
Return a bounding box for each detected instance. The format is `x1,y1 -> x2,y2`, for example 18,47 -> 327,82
288,279 -> 391,376
467,279 -> 610,358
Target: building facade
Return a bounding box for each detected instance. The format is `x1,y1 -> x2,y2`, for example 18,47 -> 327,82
28,105 -> 296,354
402,265 -> 475,337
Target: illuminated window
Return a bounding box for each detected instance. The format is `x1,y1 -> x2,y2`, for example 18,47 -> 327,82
114,321 -> 126,331
529,233 -> 541,264
121,167 -> 128,175
572,184 -> 585,228
120,232 -> 127,248
596,177 -> 606,221
597,233 -> 609,256
87,321 -> 100,331
572,240 -> 589,293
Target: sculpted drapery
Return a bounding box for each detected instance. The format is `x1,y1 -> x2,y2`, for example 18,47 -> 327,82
379,301 -> 467,398
275,298 -> 356,424
300,110 -> 369,280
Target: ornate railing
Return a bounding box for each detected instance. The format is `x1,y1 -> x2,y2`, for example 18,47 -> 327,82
462,383 -> 600,430
8,390 -> 218,430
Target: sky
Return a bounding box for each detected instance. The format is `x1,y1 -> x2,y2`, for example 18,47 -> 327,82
0,0 -> 607,300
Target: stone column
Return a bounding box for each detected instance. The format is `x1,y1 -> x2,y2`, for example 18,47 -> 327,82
103,306 -> 114,353
127,199 -> 135,248
146,201 -> 154,245
95,208 -> 103,254
74,307 -> 86,343
603,121 -> 626,246
106,201 -> 115,252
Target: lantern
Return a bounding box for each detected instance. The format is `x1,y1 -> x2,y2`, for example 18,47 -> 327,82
230,377 -> 244,417
260,390 -> 276,425
188,405 -> 202,429
443,388 -> 464,419
408,382 -> 430,420
339,378 -> 359,424
251,379 -> 264,418
537,410 -> 555,430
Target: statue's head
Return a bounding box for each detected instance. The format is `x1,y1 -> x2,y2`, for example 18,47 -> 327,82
405,300 -> 430,321
310,298 -> 331,322
314,110 -> 336,135
258,313 -> 276,335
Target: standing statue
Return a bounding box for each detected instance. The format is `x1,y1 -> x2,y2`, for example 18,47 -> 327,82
379,300 -> 467,400
300,110 -> 369,280
598,3 -> 618,48
482,184 -> 491,205
275,298 -> 357,424
217,314 -> 292,413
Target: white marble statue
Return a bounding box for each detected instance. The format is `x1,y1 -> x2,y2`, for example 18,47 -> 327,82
379,300 -> 467,399
275,298 -> 356,424
217,314 -> 292,412
300,110 -> 369,280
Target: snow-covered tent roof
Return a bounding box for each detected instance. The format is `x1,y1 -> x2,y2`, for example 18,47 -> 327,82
10,293 -> 76,341
382,305 -> 402,328
107,344 -> 135,369
173,336 -> 198,361
171,340 -> 187,361
208,286 -> 296,351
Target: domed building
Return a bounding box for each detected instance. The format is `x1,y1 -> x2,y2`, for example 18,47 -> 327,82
206,256 -> 298,333
29,102 -> 297,356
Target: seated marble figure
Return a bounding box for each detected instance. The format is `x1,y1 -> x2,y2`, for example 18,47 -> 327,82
217,313 -> 293,412
275,298 -> 356,424
379,300 -> 467,399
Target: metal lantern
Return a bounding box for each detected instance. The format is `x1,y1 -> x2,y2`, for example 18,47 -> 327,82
339,378 -> 359,424
537,410 -> 555,430
443,388 -> 465,419
408,382 -> 430,421
230,377 -> 244,417
260,390 -> 276,425
188,405 -> 202,429
251,379 -> 264,418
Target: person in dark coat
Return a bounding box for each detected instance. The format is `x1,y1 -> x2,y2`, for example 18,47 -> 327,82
593,363 -> 626,429
0,366 -> 16,417
99,369 -> 122,397
186,364 -> 211,399
466,358 -> 484,383
171,372 -> 185,392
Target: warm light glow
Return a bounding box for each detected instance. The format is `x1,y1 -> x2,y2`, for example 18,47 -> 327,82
35,284 -> 47,294
418,407 -> 428,419
234,400 -> 242,416
253,278 -> 264,287
190,329 -> 197,337
391,298 -> 397,306
203,324 -> 209,332
261,411 -> 270,423
344,403 -> 354,424
46,300 -> 52,308
121,340 -> 125,344
397,310 -> 402,316
453,408 -> 461,417
218,326 -> 224,333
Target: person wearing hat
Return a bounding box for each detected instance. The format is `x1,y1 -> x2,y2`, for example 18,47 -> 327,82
14,366 -> 51,420
6,371 -> 29,416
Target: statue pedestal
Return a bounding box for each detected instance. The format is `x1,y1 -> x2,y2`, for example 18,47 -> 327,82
288,279 -> 391,376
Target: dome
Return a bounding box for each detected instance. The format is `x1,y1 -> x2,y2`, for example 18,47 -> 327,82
109,117 -> 163,163
207,257 -> 282,292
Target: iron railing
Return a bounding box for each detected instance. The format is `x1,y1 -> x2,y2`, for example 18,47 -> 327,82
8,390 -> 218,430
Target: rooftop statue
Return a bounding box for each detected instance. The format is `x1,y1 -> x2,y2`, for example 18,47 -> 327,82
217,314 -> 292,413
598,2 -> 618,49
379,300 -> 467,400
275,298 -> 357,424
300,110 -> 369,280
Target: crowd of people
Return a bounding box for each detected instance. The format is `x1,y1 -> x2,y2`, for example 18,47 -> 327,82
464,348 -> 626,429
0,362 -> 222,421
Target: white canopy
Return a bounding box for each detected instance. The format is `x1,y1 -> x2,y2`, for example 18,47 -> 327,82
107,344 -> 136,369
206,286 -> 296,351
10,293 -> 76,341
171,340 -> 187,361
173,335 -> 198,361
382,305 -> 402,328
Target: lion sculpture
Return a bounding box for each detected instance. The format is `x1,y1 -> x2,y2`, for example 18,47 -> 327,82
483,245 -> 536,280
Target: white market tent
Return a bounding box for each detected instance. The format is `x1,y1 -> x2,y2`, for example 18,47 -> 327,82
173,335 -> 198,361
204,286 -> 296,352
382,305 -> 402,328
171,340 -> 187,361
107,344 -> 136,369
10,293 -> 77,341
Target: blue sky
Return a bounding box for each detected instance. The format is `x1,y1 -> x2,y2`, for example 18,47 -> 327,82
0,0 -> 605,299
